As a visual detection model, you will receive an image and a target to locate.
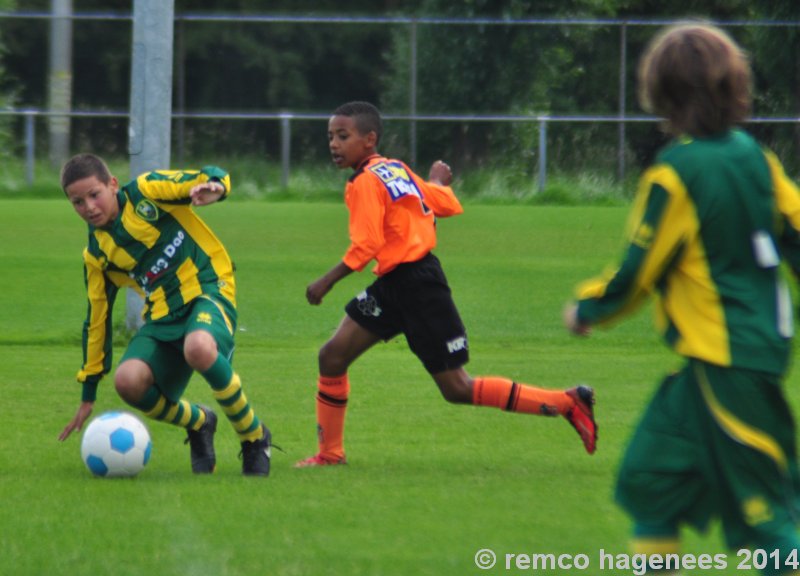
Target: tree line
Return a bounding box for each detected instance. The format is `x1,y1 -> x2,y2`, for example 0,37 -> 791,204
1,0 -> 798,173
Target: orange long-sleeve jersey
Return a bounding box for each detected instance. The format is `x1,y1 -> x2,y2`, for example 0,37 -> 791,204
342,155 -> 463,276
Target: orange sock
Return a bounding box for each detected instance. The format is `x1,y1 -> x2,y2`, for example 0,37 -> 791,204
316,374 -> 350,460
472,376 -> 573,416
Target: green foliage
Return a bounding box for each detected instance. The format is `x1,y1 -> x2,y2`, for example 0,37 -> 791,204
381,2 -> 626,171
0,0 -> 18,163
2,2 -> 800,193
0,155 -> 634,205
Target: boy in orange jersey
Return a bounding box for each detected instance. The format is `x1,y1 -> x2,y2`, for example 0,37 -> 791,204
295,101 -> 597,467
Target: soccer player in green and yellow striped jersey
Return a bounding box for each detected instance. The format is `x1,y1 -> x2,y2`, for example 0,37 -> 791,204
58,153 -> 272,477
565,24 -> 800,575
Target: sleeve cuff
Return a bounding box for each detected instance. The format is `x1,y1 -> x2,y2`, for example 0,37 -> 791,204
81,381 -> 99,403
342,253 -> 368,272
575,301 -> 592,326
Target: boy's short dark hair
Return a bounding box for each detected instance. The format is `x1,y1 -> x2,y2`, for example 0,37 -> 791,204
333,101 -> 383,145
638,23 -> 752,137
61,153 -> 113,191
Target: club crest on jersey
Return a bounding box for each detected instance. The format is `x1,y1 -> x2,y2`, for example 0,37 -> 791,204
135,199 -> 159,222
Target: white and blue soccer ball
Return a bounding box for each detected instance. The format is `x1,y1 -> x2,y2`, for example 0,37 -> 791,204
80,411 -> 152,477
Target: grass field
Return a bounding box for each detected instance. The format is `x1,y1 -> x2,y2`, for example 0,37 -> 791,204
0,198 -> 781,575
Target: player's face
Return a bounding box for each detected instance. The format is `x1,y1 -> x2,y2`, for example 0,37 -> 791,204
328,115 -> 375,170
65,175 -> 120,228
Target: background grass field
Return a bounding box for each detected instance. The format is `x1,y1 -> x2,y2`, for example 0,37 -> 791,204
0,198 -> 783,575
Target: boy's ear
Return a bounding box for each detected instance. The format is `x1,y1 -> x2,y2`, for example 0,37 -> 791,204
365,130 -> 378,148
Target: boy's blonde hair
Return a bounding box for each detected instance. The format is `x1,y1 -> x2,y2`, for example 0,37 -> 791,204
638,23 -> 752,137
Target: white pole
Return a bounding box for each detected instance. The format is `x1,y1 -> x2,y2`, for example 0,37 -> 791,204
48,0 -> 72,169
126,0 -> 175,331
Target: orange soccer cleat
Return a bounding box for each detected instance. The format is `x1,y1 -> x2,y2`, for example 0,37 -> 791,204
564,385 -> 598,455
294,453 -> 347,468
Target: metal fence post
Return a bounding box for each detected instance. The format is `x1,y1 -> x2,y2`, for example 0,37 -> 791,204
617,22 -> 628,182
409,18 -> 418,166
280,112 -> 290,188
24,111 -> 34,185
537,117 -> 548,192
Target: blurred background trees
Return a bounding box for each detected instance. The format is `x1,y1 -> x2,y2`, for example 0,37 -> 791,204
0,0 -> 797,177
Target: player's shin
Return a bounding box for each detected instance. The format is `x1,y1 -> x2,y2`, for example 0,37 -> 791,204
135,386 -> 206,430
211,372 -> 263,442
316,374 -> 350,460
472,376 -> 572,415
199,353 -> 263,442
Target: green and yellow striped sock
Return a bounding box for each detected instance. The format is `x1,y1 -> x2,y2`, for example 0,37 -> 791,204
136,386 -> 206,431
202,354 -> 262,442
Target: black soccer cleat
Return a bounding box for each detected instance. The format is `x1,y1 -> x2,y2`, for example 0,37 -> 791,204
240,424 -> 272,477
185,406 -> 218,473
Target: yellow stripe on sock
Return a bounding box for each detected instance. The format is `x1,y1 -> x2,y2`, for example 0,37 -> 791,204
223,392 -> 249,416
213,374 -> 250,419
239,423 -> 262,443
189,406 -> 207,431
212,373 -> 261,441
163,402 -> 181,423
631,537 -> 680,556
144,395 -> 167,420
174,400 -> 194,427
212,374 -> 242,403
143,395 -> 202,430
234,410 -> 255,433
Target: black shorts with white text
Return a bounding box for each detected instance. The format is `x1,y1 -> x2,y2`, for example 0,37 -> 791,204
344,253 -> 469,374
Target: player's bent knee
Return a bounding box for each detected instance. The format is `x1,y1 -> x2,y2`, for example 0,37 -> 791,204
438,387 -> 467,404
183,330 -> 218,371
114,361 -> 152,404
434,375 -> 472,404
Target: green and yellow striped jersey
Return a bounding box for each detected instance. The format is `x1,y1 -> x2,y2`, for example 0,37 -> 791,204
576,129 -> 800,375
77,166 -> 235,386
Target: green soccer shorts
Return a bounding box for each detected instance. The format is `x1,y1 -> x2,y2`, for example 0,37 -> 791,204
120,295 -> 237,403
615,358 -> 800,572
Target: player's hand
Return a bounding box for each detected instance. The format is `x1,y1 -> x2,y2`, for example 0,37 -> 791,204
429,160 -> 452,186
59,401 -> 94,441
306,277 -> 332,305
189,181 -> 225,206
307,262 -> 353,305
563,302 -> 591,336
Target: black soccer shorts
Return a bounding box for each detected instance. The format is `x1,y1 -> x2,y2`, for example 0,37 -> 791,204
344,253 -> 469,374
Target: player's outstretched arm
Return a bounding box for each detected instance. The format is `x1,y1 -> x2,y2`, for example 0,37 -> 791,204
58,401 -> 94,441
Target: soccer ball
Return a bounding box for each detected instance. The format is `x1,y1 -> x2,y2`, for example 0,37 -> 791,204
80,411 -> 152,477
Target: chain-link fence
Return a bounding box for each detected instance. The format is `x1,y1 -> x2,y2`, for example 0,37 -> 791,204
2,10 -> 799,187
